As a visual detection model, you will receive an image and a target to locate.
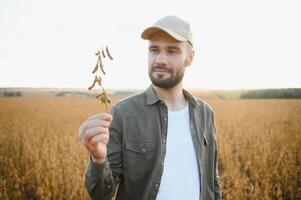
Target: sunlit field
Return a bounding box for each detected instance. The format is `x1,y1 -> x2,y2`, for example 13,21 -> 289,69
0,96 -> 300,200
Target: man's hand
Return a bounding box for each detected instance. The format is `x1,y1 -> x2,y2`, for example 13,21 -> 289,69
78,113 -> 113,164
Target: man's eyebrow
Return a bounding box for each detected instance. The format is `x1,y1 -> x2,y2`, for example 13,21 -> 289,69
167,46 -> 181,51
148,45 -> 181,50
149,45 -> 159,49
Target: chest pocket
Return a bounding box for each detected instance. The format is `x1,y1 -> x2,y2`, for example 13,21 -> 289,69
125,142 -> 155,154
123,142 -> 156,181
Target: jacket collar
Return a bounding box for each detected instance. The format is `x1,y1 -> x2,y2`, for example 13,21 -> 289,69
145,85 -> 198,108
146,85 -> 161,105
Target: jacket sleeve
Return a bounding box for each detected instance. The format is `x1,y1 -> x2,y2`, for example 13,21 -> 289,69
84,105 -> 123,200
212,111 -> 222,200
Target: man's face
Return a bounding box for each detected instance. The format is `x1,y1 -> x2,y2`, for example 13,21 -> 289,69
148,31 -> 194,89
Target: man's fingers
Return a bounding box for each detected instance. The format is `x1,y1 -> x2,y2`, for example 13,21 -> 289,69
86,113 -> 113,123
87,134 -> 109,155
82,126 -> 109,144
90,133 -> 109,145
78,119 -> 110,141
77,113 -> 112,163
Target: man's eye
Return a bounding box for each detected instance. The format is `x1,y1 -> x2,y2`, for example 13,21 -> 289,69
168,50 -> 177,54
150,49 -> 158,53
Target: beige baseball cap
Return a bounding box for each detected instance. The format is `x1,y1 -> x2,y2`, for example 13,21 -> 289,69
141,15 -> 193,46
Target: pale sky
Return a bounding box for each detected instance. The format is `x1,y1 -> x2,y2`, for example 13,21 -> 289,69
1,0 -> 300,89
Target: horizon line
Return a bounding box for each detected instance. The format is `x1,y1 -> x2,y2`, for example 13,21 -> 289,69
1,86 -> 301,91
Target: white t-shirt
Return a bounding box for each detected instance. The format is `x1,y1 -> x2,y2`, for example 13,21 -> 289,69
156,103 -> 200,200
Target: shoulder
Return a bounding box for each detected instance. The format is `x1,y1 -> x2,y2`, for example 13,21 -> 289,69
113,91 -> 145,108
193,97 -> 217,132
183,89 -> 214,116
111,91 -> 150,119
194,97 -> 215,115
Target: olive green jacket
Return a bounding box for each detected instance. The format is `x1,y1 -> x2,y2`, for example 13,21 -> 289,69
85,85 -> 222,200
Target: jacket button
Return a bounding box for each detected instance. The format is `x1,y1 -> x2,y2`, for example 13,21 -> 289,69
142,148 -> 146,152
164,117 -> 167,121
163,138 -> 166,143
155,183 -> 159,188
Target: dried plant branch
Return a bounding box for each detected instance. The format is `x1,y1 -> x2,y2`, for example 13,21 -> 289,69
106,46 -> 113,60
101,48 -> 106,58
88,46 -> 113,112
92,62 -> 98,74
88,76 -> 102,90
99,56 -> 106,75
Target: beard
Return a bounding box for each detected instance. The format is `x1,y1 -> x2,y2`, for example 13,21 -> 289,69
148,64 -> 185,89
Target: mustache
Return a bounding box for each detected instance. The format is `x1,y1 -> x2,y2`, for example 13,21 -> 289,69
152,64 -> 172,73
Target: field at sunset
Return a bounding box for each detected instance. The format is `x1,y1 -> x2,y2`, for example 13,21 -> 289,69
0,95 -> 300,200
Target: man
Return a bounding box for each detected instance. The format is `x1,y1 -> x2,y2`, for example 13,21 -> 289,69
78,15 -> 222,200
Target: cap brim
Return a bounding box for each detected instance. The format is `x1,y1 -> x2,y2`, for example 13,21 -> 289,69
141,26 -> 187,42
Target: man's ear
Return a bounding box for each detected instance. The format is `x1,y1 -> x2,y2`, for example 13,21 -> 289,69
185,48 -> 195,67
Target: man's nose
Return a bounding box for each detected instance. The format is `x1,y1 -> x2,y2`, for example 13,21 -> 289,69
155,52 -> 167,64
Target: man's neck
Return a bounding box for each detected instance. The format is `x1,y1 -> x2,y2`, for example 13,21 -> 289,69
152,83 -> 187,111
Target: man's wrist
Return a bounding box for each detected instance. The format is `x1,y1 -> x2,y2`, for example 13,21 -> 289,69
91,155 -> 106,164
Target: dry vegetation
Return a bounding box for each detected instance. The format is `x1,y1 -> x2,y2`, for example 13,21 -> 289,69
0,96 -> 300,200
